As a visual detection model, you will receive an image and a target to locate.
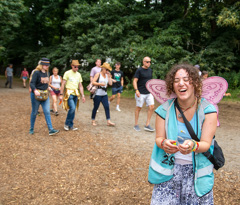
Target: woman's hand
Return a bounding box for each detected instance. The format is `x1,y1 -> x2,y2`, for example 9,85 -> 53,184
178,140 -> 193,155
163,139 -> 179,154
107,71 -> 111,78
100,82 -> 106,87
34,89 -> 40,96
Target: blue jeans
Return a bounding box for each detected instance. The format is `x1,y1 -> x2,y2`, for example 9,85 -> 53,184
65,94 -> 78,128
92,95 -> 110,120
30,92 -> 53,131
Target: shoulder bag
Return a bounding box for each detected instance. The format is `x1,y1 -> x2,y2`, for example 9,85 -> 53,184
175,100 -> 225,170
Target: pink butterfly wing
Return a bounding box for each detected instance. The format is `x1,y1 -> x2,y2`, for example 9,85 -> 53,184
202,76 -> 228,104
146,77 -> 228,126
146,79 -> 176,104
202,76 -> 228,126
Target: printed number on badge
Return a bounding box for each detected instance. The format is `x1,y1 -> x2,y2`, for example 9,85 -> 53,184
162,155 -> 175,166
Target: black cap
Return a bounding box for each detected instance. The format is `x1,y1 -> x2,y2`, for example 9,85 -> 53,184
40,58 -> 50,66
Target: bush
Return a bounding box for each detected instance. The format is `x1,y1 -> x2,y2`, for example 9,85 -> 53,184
217,71 -> 240,89
80,70 -> 90,87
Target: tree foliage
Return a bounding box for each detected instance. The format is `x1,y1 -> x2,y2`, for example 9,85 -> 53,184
0,0 -> 239,86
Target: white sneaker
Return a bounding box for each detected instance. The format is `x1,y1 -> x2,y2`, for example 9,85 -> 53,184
116,107 -> 121,111
70,127 -> 78,131
64,125 -> 69,131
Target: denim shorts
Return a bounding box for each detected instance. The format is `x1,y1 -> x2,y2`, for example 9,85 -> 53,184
112,86 -> 123,95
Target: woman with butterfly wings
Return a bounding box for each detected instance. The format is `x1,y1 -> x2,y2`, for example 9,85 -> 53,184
146,63 -> 228,204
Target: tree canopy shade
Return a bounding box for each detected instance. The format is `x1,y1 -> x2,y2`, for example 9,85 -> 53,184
0,0 -> 240,83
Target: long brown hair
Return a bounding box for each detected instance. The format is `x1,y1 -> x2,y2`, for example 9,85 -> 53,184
165,63 -> 202,105
29,64 -> 43,82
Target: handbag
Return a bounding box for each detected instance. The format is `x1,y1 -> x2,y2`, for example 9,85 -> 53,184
175,100 -> 225,170
87,83 -> 98,94
87,75 -> 101,99
34,89 -> 49,101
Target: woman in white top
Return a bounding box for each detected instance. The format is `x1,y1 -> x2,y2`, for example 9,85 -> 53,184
49,67 -> 62,115
91,62 -> 115,126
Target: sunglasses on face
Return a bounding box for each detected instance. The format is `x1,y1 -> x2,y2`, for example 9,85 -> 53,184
73,66 -> 79,68
145,61 -> 151,63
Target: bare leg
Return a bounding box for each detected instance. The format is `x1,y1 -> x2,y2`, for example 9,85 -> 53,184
109,94 -> 116,102
146,104 -> 154,126
116,93 -> 121,106
135,106 -> 141,126
52,95 -> 58,112
23,79 -> 26,87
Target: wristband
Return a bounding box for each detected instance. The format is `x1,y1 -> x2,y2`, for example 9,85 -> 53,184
195,141 -> 199,151
191,140 -> 199,152
161,139 -> 166,148
135,89 -> 138,91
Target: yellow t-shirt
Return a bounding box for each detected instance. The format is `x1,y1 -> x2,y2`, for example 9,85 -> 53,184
63,69 -> 83,90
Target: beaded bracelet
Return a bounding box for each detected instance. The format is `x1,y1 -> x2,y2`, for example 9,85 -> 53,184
191,140 -> 199,152
195,141 -> 199,151
191,140 -> 196,152
161,139 -> 166,148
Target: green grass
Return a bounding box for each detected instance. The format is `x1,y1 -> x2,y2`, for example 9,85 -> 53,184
220,88 -> 240,102
2,75 -> 239,101
84,87 -> 135,98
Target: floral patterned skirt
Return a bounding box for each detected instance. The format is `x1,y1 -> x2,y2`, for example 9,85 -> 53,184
151,164 -> 213,205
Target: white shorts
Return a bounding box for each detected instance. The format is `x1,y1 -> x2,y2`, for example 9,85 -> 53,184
135,93 -> 154,107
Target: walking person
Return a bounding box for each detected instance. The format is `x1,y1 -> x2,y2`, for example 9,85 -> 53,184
91,62 -> 115,126
90,59 -> 102,100
5,64 -> 13,88
20,67 -> 29,88
29,65 -> 40,116
29,58 -> 59,136
133,56 -> 155,132
149,63 -> 217,204
49,67 -> 62,116
59,60 -> 85,131
109,62 -> 124,111
90,59 -> 102,82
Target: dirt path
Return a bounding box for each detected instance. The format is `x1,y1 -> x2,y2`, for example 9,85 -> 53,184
0,77 -> 239,204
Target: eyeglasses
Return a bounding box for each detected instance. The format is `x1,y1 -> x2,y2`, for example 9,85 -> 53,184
73,66 -> 79,68
145,61 -> 151,63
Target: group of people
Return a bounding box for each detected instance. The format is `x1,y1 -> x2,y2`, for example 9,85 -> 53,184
6,57 -> 219,204
27,58 -> 127,135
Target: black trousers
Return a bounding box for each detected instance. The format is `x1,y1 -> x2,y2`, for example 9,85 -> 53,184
5,76 -> 13,88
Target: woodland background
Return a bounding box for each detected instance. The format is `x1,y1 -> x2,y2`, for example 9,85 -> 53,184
0,0 -> 240,88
